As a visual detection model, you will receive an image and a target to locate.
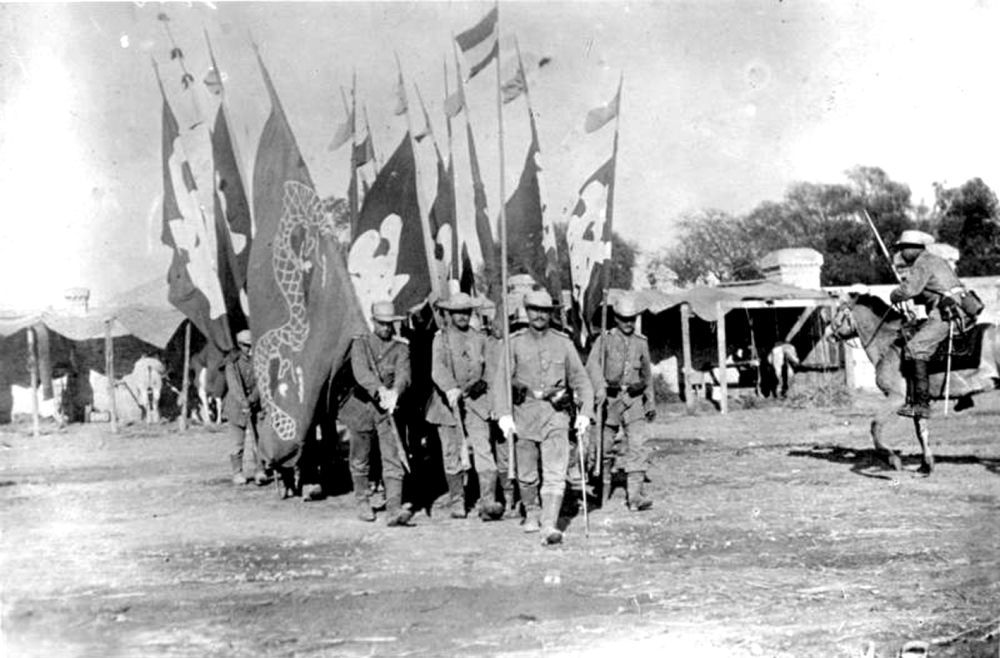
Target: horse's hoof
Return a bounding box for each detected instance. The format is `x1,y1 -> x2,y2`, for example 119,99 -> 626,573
917,459 -> 934,475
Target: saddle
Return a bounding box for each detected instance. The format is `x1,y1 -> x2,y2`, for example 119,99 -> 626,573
925,323 -> 990,374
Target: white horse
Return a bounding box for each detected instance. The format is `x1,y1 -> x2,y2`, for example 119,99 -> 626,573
123,356 -> 165,424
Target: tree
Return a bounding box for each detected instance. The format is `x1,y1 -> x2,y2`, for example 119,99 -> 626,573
660,209 -> 761,285
934,178 -> 1000,276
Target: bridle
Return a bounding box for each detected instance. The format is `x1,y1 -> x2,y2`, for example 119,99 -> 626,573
829,296 -> 891,352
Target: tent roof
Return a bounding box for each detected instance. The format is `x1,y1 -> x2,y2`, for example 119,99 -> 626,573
611,282 -> 833,323
0,304 -> 184,349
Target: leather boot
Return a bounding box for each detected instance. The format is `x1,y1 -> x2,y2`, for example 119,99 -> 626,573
353,475 -> 375,522
626,472 -> 653,511
540,493 -> 564,545
384,477 -> 414,527
520,484 -> 540,533
446,472 -> 467,518
477,469 -> 504,521
911,360 -> 932,418
230,455 -> 248,485
500,475 -> 516,514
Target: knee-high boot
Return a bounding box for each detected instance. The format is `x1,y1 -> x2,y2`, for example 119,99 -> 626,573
626,472 -> 653,511
353,475 -> 375,522
446,472 -> 467,518
477,469 -> 504,521
539,493 -> 564,545
520,483 -> 540,532
912,359 -> 932,418
384,477 -> 414,527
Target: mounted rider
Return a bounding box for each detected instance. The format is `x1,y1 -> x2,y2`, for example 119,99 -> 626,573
889,230 -> 983,418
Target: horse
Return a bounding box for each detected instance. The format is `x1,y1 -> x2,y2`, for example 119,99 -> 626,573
825,291 -> 1000,474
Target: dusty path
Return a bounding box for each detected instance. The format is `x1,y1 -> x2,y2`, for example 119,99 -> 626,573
2,393 -> 998,657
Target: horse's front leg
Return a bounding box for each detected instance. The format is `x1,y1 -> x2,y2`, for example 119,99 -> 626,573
871,399 -> 904,470
914,418 -> 933,475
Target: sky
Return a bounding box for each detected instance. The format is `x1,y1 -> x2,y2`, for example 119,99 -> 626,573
1,0 -> 999,310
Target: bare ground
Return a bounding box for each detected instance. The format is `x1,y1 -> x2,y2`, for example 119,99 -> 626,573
1,392 -> 998,658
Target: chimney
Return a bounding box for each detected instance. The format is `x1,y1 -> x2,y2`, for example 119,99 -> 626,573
63,287 -> 91,316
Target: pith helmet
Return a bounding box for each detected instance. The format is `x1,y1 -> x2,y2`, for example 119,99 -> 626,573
236,329 -> 252,346
371,300 -> 405,323
613,294 -> 641,318
891,230 -> 933,251
523,289 -> 558,310
437,292 -> 479,312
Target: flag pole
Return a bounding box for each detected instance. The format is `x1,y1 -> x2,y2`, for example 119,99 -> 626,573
443,57 -> 459,282
363,104 -> 380,171
342,73 -> 359,239
595,72 -> 623,483
179,320 -> 191,431
27,327 -> 40,438
394,51 -> 442,302
491,5 -> 516,485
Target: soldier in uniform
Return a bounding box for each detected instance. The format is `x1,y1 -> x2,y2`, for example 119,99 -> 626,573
889,230 -> 976,418
586,295 -> 655,511
495,290 -> 594,545
426,292 -> 505,521
339,301 -> 414,526
223,330 -> 265,486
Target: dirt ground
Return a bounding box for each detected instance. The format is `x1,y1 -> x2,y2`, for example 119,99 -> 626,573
1,391 -> 998,658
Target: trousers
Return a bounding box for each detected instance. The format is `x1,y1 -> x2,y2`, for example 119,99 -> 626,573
346,416 -> 405,482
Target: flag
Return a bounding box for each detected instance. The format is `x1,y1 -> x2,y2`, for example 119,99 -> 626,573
444,85 -> 465,119
248,47 -> 366,467
566,155 -> 615,335
504,116 -> 560,299
348,135 -> 430,323
501,68 -> 526,104
352,132 -> 374,167
584,84 -> 621,133
210,106 -> 251,332
156,62 -> 233,353
456,6 -> 499,80
465,120 -> 496,296
393,68 -> 407,116
328,110 -> 354,151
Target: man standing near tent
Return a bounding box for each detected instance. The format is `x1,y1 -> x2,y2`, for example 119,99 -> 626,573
586,294 -> 655,511
426,293 -> 505,521
224,330 -> 265,486
340,301 -> 414,526
496,290 -> 594,545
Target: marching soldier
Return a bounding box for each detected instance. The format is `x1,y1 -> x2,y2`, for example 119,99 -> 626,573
889,230 -> 981,418
426,292 -> 505,521
586,294 -> 655,511
339,301 -> 414,526
495,290 -> 594,545
224,329 -> 265,486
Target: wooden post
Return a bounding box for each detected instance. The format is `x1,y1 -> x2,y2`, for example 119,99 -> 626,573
27,327 -> 40,437
716,301 -> 728,415
105,319 -> 118,433
179,320 -> 191,431
680,303 -> 694,412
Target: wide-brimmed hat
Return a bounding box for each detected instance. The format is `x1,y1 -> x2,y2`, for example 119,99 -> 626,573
613,295 -> 641,318
236,329 -> 252,346
371,300 -> 405,323
436,292 -> 479,312
523,289 -> 558,310
891,230 -> 933,251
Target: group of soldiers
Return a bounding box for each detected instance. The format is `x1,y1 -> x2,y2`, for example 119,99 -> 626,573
223,289 -> 658,546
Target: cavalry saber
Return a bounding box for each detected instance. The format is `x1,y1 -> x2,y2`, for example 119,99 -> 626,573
944,320 -> 954,416
860,209 -> 915,321
360,337 -> 411,474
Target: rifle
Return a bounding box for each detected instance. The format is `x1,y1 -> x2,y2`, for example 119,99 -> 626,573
443,330 -> 472,470
359,335 -> 411,474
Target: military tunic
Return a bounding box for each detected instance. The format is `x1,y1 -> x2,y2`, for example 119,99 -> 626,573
223,350 -> 261,472
340,333 -> 411,481
586,328 -> 655,474
890,250 -> 965,360
493,327 -> 594,497
426,326 -> 495,475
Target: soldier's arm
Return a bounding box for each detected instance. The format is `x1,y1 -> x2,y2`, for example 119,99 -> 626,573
392,343 -> 411,395
430,333 -> 459,393
566,341 -> 595,415
350,336 -> 382,398
641,340 -> 655,415
585,335 -> 606,390
891,259 -> 931,303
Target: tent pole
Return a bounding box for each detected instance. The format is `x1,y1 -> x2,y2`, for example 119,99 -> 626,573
105,319 -> 118,434
179,320 -> 191,431
27,327 -> 40,437
716,301 -> 728,415
680,303 -> 694,412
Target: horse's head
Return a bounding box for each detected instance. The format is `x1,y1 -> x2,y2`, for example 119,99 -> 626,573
825,287 -> 903,345
826,294 -> 861,342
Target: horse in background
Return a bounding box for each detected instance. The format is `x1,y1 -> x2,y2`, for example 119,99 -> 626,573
826,290 -> 1000,474
122,356 -> 165,424
762,342 -> 800,398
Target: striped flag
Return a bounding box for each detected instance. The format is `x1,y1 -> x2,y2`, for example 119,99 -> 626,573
455,6 -> 499,81
584,84 -> 621,133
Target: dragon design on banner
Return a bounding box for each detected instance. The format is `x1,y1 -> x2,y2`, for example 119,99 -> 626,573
254,180 -> 334,443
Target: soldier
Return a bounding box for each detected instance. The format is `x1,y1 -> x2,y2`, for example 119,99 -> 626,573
889,230 -> 978,418
586,294 -> 655,511
495,290 -> 594,545
223,330 -> 266,486
426,292 -> 505,521
339,301 -> 414,526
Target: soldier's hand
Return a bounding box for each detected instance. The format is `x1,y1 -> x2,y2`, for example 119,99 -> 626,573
446,387 -> 462,408
379,387 -> 399,413
498,414 -> 516,439
573,415 -> 591,434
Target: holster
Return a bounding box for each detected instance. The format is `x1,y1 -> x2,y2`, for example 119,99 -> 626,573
605,382 -> 622,398
465,379 -> 488,400
545,387 -> 573,413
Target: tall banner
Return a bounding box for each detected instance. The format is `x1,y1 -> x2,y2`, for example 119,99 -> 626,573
248,48 -> 366,466
566,156 -> 615,334
156,62 -> 233,353
348,135 -> 430,324
211,107 -> 250,333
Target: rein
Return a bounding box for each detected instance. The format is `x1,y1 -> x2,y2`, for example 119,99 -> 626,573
839,299 -> 896,352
